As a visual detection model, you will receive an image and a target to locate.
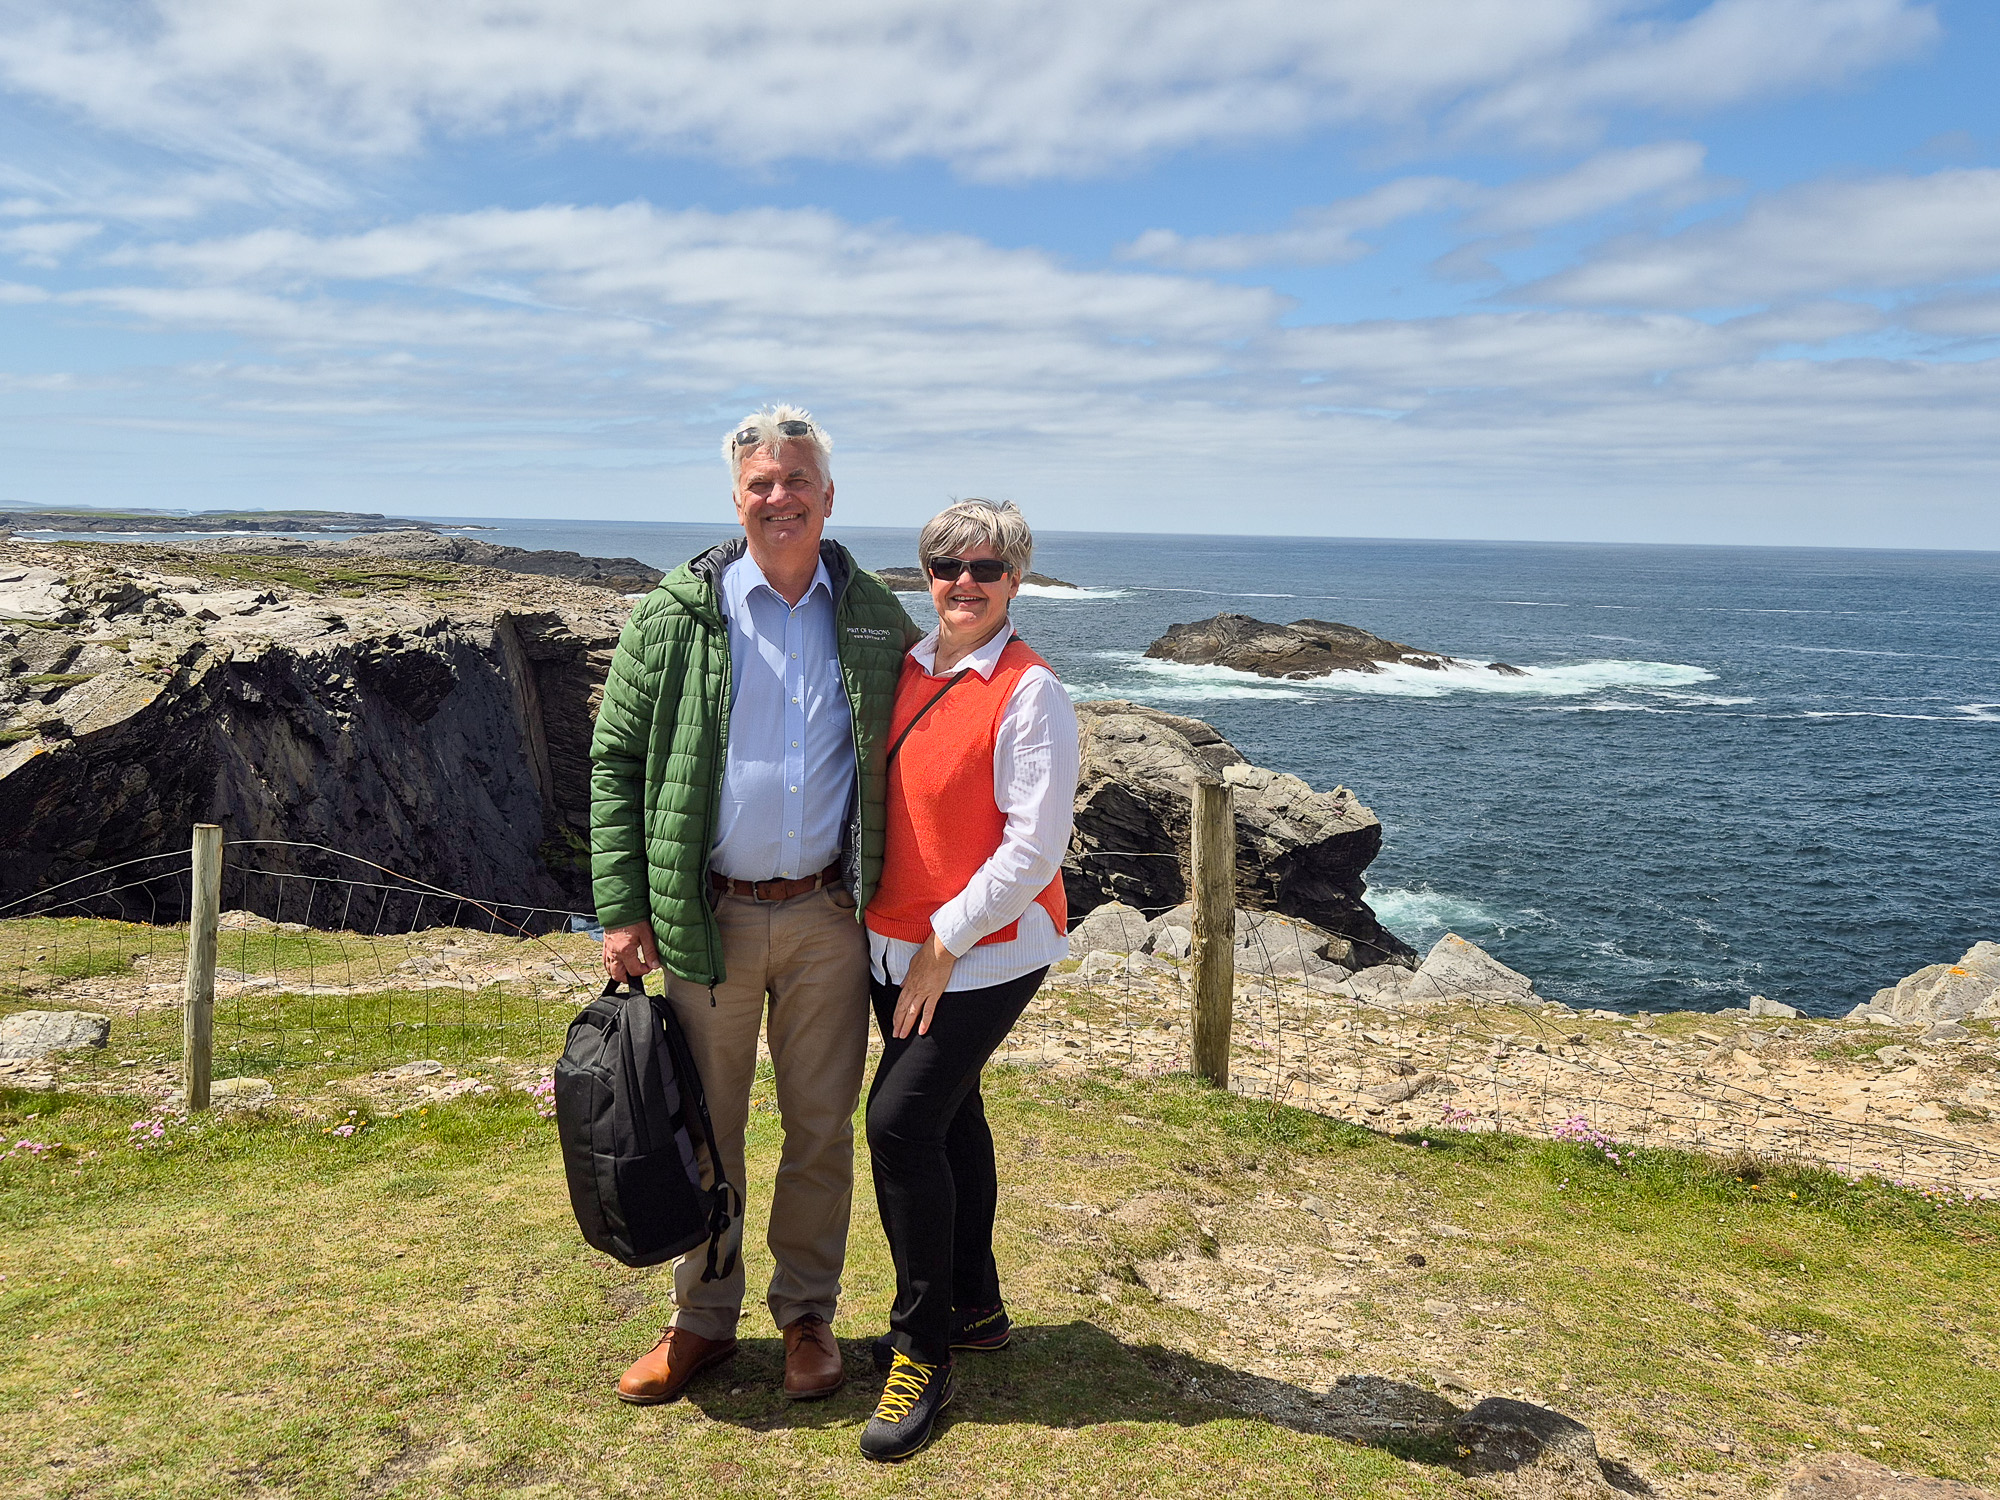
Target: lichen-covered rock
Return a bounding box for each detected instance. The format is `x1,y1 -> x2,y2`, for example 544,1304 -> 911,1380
1784,1454 -> 1996,1500
1066,901 -> 1153,959
1409,933 -> 1535,1000
0,1009 -> 110,1058
1065,700 -> 1409,967
1867,943 -> 2000,1023
1452,1396 -> 1599,1472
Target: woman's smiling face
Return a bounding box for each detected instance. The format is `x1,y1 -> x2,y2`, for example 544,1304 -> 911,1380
928,545 -> 1020,643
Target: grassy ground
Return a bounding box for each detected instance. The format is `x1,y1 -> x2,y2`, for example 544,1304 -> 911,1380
3,1041 -> 1997,1497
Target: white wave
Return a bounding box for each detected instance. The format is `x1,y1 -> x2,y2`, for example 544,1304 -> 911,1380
1496,599 -> 1570,607
1117,653 -> 1716,700
1368,885 -> 1508,940
1803,705 -> 2000,722
1649,690 -> 1755,706
1064,676 -> 1307,704
1016,583 -> 1128,600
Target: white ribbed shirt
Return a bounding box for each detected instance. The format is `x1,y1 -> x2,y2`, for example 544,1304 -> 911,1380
867,621 -> 1080,992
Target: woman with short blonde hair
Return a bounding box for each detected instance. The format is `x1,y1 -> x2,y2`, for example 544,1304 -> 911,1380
855,498 -> 1079,1462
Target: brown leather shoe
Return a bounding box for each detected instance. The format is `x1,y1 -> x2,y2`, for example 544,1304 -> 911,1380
615,1327 -> 738,1405
781,1314 -> 846,1401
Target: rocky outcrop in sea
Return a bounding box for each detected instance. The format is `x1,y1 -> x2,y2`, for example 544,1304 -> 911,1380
1145,613 -> 1524,680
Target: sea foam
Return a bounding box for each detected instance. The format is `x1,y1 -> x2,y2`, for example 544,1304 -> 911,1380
1112,653 -> 1716,701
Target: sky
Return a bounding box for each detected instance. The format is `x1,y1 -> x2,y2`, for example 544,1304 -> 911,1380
0,0 -> 1997,547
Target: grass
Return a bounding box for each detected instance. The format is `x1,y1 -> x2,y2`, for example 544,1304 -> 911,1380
3,1031 -> 1997,1499
191,555 -> 467,595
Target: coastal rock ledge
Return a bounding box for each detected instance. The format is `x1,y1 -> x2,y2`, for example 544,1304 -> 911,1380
1146,613 -> 1524,680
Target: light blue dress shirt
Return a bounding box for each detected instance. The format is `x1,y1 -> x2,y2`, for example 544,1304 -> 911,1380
709,553 -> 856,883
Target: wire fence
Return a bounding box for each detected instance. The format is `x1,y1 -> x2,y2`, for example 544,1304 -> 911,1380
1005,893 -> 2000,1200
0,841 -> 597,1101
4,834 -> 1997,1199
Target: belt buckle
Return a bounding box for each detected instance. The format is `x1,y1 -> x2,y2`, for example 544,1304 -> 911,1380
752,876 -> 786,903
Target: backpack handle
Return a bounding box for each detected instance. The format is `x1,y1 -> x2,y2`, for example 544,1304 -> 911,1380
599,976 -> 650,998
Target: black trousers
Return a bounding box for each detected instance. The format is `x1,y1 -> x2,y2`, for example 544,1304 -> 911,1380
866,966 -> 1047,1365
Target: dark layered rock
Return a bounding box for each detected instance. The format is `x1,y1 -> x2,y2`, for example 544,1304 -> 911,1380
1146,612 -> 1523,680
1063,700 -> 1411,968
0,541 -> 623,917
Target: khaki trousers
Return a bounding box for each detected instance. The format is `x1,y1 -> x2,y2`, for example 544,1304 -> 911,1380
662,884 -> 870,1340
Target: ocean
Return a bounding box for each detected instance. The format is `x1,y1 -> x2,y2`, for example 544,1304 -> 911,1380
32,517 -> 2000,1016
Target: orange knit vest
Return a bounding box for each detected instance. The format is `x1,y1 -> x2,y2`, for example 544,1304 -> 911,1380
865,637 -> 1069,948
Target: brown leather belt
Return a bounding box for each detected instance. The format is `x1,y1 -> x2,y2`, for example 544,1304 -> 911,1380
708,861 -> 844,904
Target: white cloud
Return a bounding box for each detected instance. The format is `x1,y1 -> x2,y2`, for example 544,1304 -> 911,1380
1470,141 -> 1710,233
0,218 -> 100,262
1460,0 -> 1936,143
1125,143 -> 1714,270
1532,167 -> 2000,306
1903,292 -> 2000,338
1121,177 -> 1471,271
0,196 -> 1975,548
0,1 -> 1935,179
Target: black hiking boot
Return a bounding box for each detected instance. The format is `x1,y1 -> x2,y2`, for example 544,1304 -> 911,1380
858,1352 -> 956,1463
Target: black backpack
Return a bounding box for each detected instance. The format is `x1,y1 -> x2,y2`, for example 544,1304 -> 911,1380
554,978 -> 739,1274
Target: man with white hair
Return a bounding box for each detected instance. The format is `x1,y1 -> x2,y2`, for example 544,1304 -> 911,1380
590,405 -> 920,1405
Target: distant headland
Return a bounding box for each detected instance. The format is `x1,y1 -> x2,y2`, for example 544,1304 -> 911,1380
0,504 -> 471,535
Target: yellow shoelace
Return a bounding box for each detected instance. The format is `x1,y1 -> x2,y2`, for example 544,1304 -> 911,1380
872,1351 -> 936,1423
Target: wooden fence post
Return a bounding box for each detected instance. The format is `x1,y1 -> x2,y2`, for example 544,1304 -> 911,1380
1189,780 -> 1235,1088
183,823 -> 223,1112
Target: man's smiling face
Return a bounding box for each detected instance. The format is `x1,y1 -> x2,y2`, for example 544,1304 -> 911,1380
732,440 -> 833,559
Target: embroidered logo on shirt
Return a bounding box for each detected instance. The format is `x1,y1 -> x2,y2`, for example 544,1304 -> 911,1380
843,626 -> 895,642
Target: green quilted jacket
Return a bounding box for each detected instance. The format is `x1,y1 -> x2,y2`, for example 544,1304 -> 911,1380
588,537 -> 920,987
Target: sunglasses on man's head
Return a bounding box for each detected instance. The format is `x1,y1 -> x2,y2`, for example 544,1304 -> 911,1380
734,419 -> 815,446
926,557 -> 1012,583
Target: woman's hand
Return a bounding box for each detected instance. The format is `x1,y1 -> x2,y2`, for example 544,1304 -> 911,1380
893,933 -> 958,1038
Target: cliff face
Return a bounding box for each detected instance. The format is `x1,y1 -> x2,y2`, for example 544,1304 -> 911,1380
2,543 -> 1405,957
1065,701 -> 1411,966
0,542 -> 622,913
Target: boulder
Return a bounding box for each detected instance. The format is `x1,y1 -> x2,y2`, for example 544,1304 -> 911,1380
1064,701 -> 1411,967
1134,903 -> 1349,973
1143,613 -> 1469,680
0,565 -> 72,622
0,1009 -> 111,1058
1867,944 -> 2000,1024
1452,1396 -> 1599,1473
1066,901 -> 1153,958
1347,964 -> 1417,1000
1407,933 -> 1534,1000
1783,1454 -> 1996,1500
1076,949 -> 1167,980
1750,994 -> 1802,1019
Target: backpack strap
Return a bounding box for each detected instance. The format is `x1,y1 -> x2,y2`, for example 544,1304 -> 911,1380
648,987 -> 742,1284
